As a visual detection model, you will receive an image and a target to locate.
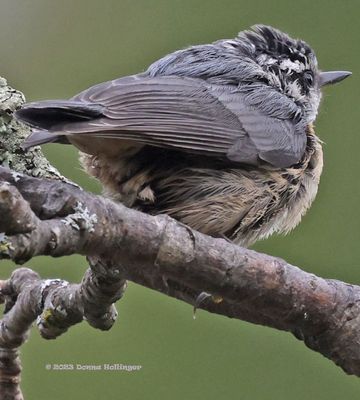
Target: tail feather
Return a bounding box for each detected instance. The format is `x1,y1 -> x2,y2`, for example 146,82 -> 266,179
21,130 -> 69,150
15,100 -> 104,130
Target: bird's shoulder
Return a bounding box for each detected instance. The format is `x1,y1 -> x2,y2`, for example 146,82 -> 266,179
146,39 -> 261,86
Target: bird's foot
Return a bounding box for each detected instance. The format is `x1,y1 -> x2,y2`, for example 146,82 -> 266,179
193,291 -> 223,319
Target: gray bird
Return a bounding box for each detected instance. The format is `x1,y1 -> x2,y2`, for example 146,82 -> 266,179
15,25 -> 351,246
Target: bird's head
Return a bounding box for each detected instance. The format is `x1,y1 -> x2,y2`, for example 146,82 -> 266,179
234,25 -> 351,122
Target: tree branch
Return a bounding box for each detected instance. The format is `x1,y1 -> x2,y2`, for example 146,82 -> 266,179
1,165 -> 360,375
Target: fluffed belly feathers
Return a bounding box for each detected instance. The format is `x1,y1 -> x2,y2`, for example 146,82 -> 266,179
79,131 -> 323,247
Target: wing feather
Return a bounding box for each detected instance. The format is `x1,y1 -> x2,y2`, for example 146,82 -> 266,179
24,74 -> 306,167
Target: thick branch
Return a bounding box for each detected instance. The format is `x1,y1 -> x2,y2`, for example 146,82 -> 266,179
0,166 -> 360,376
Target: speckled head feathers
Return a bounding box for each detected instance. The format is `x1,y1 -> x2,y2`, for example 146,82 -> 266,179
238,25 -> 316,66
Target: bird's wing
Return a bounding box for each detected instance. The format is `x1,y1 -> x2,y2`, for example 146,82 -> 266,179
69,75 -> 243,155
213,83 -> 307,167
21,75 -> 306,167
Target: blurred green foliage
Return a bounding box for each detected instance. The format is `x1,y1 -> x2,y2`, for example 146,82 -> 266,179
1,0 -> 359,398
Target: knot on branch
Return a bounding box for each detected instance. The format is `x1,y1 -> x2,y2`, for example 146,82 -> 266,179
155,215 -> 196,268
0,183 -> 37,234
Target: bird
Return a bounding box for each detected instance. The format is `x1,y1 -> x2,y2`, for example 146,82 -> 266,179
15,25 -> 351,247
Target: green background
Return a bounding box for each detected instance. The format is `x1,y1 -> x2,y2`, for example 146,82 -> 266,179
1,0 -> 360,398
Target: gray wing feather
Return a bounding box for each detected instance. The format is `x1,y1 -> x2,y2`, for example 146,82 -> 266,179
213,84 -> 306,167
55,75 -> 305,167
68,75 -> 242,155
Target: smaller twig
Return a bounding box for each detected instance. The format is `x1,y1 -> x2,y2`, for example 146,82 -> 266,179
0,348 -> 23,400
83,256 -> 127,330
0,269 -> 40,400
0,263 -> 127,399
0,264 -> 126,341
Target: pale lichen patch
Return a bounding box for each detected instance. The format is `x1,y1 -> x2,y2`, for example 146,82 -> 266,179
61,202 -> 98,232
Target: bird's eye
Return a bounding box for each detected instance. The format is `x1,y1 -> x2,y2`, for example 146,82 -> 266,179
303,71 -> 314,86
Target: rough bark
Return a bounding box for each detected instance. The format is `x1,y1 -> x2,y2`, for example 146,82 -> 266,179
0,77 -> 359,399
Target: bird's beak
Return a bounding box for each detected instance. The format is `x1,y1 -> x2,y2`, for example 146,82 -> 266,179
319,71 -> 352,86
